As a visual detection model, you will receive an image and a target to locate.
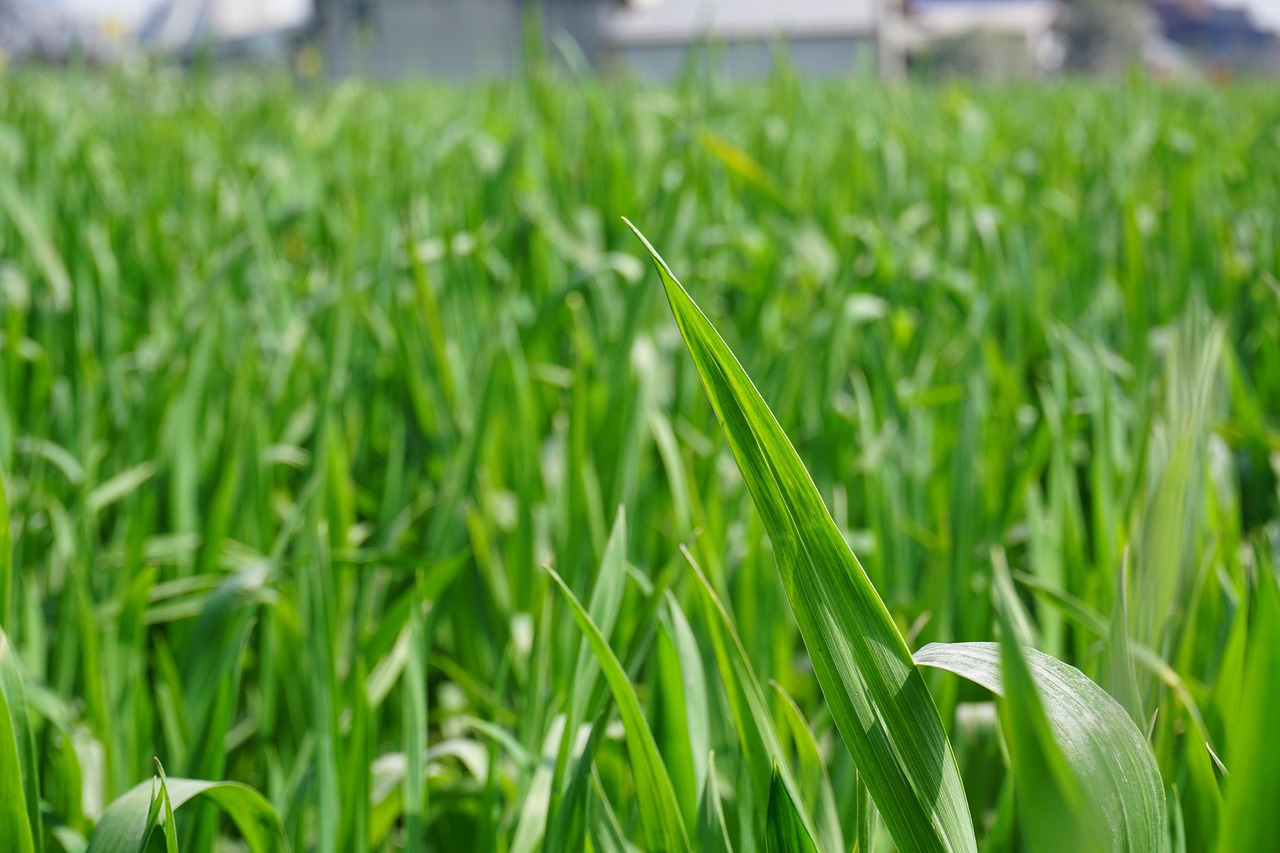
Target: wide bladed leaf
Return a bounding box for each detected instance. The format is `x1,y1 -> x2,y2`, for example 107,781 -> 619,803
87,776 -> 286,853
914,642 -> 1166,853
628,220 -> 976,853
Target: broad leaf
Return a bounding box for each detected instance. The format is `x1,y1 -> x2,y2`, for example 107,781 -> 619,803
87,776 -> 285,853
914,642 -> 1166,853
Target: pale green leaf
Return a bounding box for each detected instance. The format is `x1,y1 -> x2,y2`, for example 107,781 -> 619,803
914,642 -> 1166,853
87,775 -> 286,853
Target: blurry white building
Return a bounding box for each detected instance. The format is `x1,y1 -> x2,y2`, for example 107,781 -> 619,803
603,0 -> 886,79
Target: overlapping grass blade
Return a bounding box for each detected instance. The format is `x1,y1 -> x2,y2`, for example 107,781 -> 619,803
696,753 -> 734,853
545,566 -> 691,852
681,546 -> 814,840
765,768 -> 820,853
627,220 -> 976,853
0,629 -> 38,853
1217,559 -> 1280,852
772,682 -> 845,853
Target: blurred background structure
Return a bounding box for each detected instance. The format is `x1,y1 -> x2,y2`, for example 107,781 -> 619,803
1,0 -> 1278,79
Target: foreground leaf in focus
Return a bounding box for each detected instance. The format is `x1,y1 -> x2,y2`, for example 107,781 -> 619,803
627,220 -> 976,853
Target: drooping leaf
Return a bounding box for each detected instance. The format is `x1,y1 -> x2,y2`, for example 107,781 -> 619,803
914,642 -> 1166,853
87,776 -> 286,853
628,220 -> 976,853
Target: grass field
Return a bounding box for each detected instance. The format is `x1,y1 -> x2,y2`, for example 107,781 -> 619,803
0,67 -> 1278,852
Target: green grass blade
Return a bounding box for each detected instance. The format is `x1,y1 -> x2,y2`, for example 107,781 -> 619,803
656,591 -> 710,826
765,768 -> 820,853
1217,560 -> 1280,853
0,471 -> 10,632
570,507 -> 629,734
771,681 -> 845,853
154,762 -> 179,853
628,220 -> 976,853
682,547 -> 796,829
996,605 -> 1101,853
696,753 -> 734,853
0,630 -> 37,853
510,715 -> 565,853
546,566 -> 691,853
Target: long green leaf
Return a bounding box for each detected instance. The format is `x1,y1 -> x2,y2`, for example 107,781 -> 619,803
1217,562 -> 1280,853
628,220 -> 976,853
913,642 -> 1166,853
546,567 -> 691,853
997,605 -> 1100,853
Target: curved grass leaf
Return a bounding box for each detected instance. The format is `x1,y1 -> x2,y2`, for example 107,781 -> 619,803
913,642 -> 1166,853
628,220 -> 976,853
545,566 -> 691,853
86,776 -> 286,853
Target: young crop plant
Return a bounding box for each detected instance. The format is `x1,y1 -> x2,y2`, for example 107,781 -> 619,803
623,220 -> 1167,853
1,71 -> 1277,853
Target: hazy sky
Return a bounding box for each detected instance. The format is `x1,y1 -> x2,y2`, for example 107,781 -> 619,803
1224,0 -> 1280,28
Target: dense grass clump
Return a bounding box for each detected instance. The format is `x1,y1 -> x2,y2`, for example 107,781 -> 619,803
0,68 -> 1277,851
